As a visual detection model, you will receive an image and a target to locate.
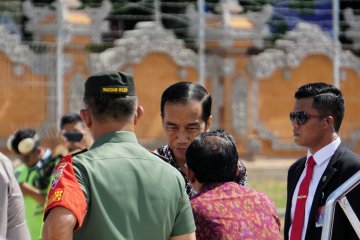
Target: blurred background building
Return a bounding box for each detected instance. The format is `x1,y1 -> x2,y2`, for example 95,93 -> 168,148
1,0 -> 360,159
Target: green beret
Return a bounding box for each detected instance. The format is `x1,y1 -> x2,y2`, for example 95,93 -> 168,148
84,71 -> 135,97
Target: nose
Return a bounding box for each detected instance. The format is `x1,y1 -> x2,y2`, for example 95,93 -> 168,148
176,129 -> 190,143
290,118 -> 300,128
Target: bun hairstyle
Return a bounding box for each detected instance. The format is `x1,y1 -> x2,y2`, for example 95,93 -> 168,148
7,128 -> 40,155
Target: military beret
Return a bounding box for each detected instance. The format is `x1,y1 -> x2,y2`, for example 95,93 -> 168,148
84,71 -> 135,97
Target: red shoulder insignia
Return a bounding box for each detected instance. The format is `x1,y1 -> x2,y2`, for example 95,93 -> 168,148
44,155 -> 87,229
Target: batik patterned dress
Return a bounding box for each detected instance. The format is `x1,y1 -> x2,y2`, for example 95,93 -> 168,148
191,182 -> 281,240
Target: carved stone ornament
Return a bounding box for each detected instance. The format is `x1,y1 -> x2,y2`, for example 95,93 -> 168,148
22,0 -> 111,43
0,25 -> 35,67
69,72 -> 85,113
248,22 -> 360,80
344,8 -> 360,50
210,75 -> 223,130
232,76 -> 248,138
205,55 -> 235,77
246,135 -> 262,155
186,4 -> 273,48
250,78 -> 303,151
89,21 -> 198,72
206,55 -> 225,78
0,25 -> 68,75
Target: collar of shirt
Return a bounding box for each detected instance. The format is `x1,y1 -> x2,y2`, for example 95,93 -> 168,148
306,137 -> 341,166
90,131 -> 138,150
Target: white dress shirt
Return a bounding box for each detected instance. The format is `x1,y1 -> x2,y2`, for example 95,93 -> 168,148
289,137 -> 341,240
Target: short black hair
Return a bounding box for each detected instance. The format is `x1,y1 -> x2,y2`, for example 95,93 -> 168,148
185,129 -> 238,183
295,82 -> 344,132
60,113 -> 83,129
83,95 -> 137,123
160,82 -> 212,122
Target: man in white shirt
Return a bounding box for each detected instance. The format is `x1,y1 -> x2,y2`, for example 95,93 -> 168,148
284,82 -> 360,240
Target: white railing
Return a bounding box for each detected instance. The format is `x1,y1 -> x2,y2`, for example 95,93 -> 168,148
321,170 -> 360,239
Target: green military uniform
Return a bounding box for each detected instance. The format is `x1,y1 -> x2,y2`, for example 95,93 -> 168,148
46,131 -> 195,240
14,149 -> 56,240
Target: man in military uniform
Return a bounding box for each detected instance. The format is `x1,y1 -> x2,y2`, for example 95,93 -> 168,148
7,128 -> 57,240
43,71 -> 196,240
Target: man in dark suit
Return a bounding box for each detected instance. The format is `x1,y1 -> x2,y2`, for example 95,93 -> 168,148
284,82 -> 360,240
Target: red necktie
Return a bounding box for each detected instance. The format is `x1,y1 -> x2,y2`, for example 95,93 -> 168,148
291,156 -> 316,240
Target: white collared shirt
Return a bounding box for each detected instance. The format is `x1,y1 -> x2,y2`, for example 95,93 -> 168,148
289,137 -> 341,240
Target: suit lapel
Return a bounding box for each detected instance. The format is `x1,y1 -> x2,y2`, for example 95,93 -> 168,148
289,158 -> 306,197
305,144 -> 344,237
285,158 -> 306,239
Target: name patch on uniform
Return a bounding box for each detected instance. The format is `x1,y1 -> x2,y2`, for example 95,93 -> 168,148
51,162 -> 67,189
101,87 -> 128,94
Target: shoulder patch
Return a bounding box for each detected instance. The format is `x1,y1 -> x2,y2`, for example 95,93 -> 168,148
150,150 -> 170,162
51,162 -> 68,189
44,154 -> 87,229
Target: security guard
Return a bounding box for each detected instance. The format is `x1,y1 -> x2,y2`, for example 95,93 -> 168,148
43,71 -> 196,240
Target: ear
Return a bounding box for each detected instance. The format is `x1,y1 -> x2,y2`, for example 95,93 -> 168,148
323,116 -> 333,127
205,115 -> 213,132
134,106 -> 144,126
80,109 -> 92,129
324,115 -> 338,134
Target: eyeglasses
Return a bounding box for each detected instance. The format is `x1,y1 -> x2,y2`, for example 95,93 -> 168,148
289,111 -> 324,125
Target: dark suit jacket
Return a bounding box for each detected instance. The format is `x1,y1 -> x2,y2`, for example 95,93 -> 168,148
284,143 -> 360,240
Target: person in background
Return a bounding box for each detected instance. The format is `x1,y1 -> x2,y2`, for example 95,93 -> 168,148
155,81 -> 247,198
284,82 -> 360,240
43,71 -> 196,240
7,128 -> 57,240
0,151 -> 31,240
186,129 -> 281,239
57,113 -> 93,155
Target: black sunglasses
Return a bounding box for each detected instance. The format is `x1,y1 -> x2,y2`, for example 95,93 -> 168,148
289,111 -> 324,125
